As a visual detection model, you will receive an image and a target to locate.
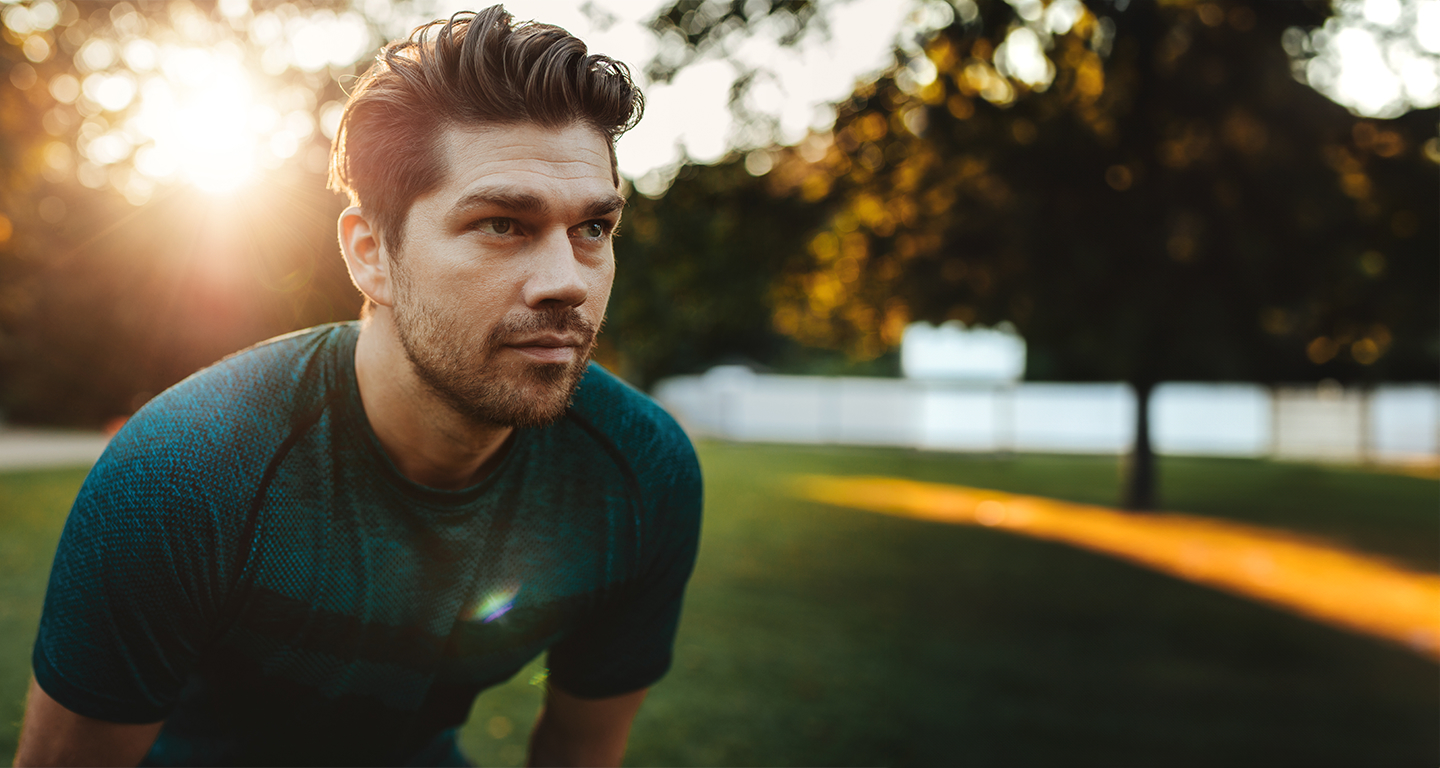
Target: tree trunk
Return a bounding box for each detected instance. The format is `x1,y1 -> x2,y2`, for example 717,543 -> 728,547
1124,379 -> 1157,511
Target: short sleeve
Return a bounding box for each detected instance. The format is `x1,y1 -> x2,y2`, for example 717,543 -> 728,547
32,436 -> 226,724
545,442 -> 702,699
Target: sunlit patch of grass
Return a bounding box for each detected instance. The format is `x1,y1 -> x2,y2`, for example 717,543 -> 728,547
792,474 -> 1440,659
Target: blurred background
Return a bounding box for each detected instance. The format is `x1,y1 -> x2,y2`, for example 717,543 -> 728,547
0,0 -> 1436,764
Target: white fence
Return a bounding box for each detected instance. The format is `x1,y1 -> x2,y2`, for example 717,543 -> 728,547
653,367 -> 1440,463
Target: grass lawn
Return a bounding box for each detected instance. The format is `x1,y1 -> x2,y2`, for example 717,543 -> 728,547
1,445 -> 1436,765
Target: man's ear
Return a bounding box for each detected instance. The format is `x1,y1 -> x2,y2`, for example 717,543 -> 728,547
338,206 -> 394,308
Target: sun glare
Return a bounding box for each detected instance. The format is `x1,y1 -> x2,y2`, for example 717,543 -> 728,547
8,1 -> 371,204
129,51 -> 263,193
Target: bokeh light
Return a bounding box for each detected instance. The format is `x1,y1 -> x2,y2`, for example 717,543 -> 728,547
5,0 -> 379,203
5,0 -> 1436,202
1293,0 -> 1440,118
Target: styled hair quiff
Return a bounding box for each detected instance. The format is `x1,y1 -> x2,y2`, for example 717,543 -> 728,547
328,5 -> 644,254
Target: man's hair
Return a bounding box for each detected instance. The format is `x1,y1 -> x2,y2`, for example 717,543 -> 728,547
328,5 -> 643,255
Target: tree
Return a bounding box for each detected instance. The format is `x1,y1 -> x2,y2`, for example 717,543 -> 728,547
654,0 -> 1439,509
0,1 -> 371,426
601,158 -> 841,386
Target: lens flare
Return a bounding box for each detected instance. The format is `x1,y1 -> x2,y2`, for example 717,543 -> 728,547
469,586 -> 520,623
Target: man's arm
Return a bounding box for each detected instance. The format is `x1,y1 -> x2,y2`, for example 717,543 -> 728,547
526,683 -> 647,768
13,677 -> 163,767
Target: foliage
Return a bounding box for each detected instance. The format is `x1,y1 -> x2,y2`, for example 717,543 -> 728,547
601,160 -> 828,385
645,0 -> 820,83
0,2 -> 368,425
751,0 -> 1439,385
648,0 -> 1439,507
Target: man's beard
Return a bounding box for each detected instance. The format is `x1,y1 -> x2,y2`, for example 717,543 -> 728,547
391,288 -> 597,429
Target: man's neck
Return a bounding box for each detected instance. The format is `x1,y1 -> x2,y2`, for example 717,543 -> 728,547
353,313 -> 514,491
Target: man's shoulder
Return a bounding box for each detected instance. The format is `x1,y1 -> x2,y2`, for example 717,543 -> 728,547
561,364 -> 702,554
145,322 -> 352,415
567,363 -> 691,454
563,363 -> 700,495
101,323 -> 356,487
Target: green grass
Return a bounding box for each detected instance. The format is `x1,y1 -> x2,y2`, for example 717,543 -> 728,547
0,467 -> 91,763
2,447 -> 1436,766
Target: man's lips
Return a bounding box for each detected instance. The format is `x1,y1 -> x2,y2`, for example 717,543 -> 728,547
504,335 -> 583,363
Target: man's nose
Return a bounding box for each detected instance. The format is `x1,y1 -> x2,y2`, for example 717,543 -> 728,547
523,229 -> 589,309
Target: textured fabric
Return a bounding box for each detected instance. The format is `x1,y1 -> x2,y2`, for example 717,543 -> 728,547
32,322 -> 702,766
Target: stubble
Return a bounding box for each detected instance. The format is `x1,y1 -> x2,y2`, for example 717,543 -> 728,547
392,286 -> 597,429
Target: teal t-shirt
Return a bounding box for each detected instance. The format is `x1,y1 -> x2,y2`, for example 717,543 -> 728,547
32,322 -> 703,766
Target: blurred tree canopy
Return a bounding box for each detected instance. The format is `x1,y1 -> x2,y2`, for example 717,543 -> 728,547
600,160 -> 823,384
0,1 -> 367,426
0,0 -> 1435,516
645,0 -> 1438,508
601,158 -> 906,385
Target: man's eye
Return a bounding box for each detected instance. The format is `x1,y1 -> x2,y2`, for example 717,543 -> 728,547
576,221 -> 609,239
474,218 -> 514,235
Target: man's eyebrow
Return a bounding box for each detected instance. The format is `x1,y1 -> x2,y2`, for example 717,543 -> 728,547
586,193 -> 627,219
447,187 -> 627,219
448,187 -> 548,217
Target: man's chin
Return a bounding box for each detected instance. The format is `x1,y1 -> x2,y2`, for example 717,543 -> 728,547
450,357 -> 589,428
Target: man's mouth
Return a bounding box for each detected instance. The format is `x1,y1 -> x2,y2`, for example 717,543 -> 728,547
504,335 -> 583,363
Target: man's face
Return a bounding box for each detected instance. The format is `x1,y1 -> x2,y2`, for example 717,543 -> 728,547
386,121 -> 621,428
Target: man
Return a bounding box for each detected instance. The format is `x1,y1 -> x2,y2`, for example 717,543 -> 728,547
15,7 -> 701,766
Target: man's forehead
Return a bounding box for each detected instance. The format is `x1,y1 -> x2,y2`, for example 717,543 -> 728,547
423,121 -> 619,209
439,122 -> 613,176
400,121 -> 619,220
